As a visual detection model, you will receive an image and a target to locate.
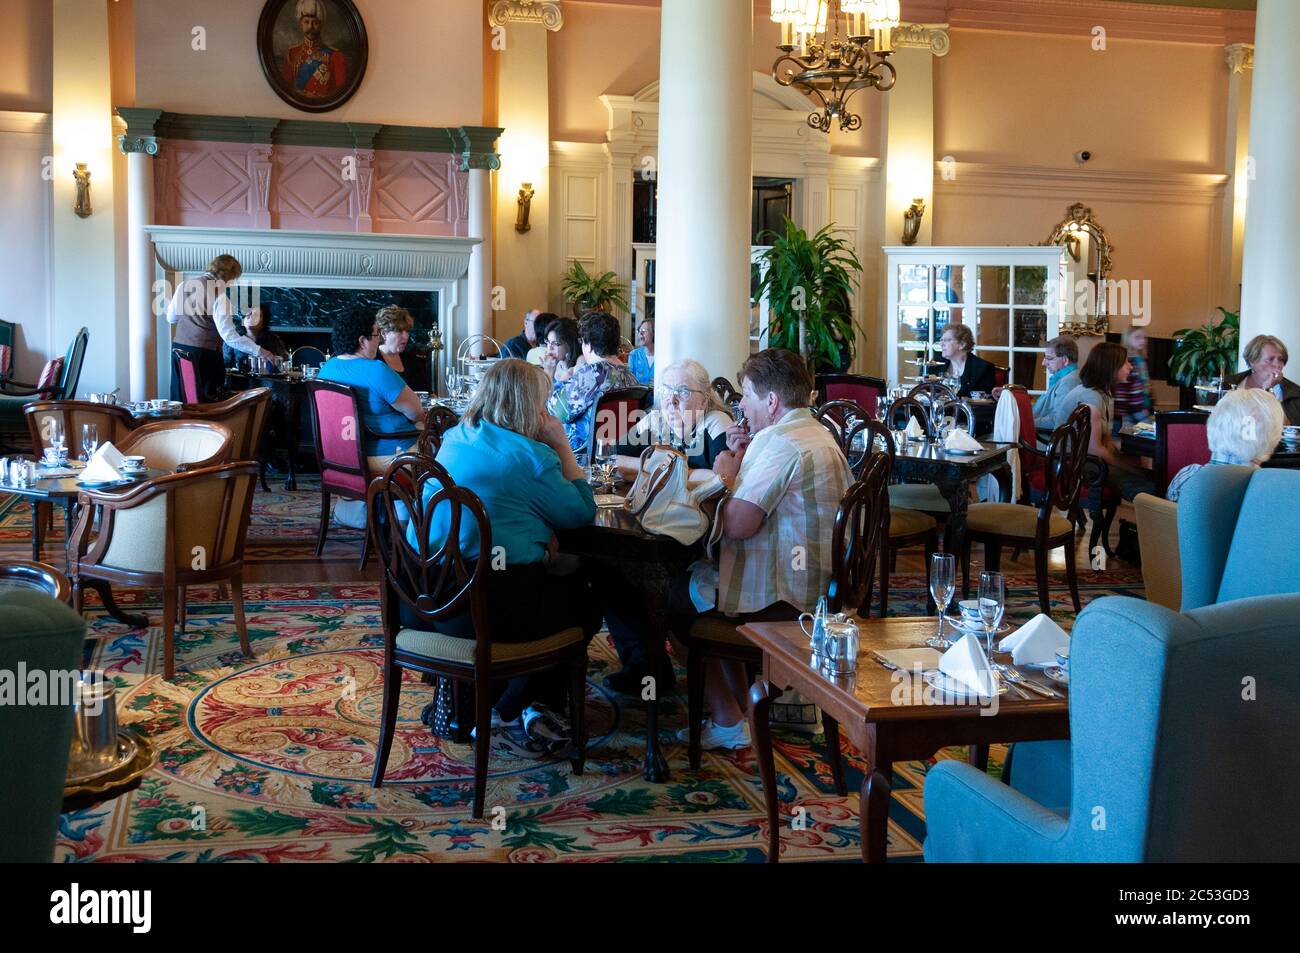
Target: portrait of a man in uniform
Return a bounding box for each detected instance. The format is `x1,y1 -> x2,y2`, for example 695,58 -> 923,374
257,0 -> 368,113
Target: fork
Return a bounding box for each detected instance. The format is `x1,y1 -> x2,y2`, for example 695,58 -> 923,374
1003,667 -> 1060,698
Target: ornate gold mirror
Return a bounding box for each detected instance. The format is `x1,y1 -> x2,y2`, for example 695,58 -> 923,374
1044,203 -> 1113,335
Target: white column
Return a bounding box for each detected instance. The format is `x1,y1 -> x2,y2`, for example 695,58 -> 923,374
1218,45 -> 1253,315
1239,0 -> 1300,356
654,0 -> 752,384
125,149 -> 155,401
467,167 -> 492,341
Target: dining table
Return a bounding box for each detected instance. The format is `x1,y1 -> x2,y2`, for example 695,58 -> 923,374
743,616 -> 1070,863
226,369 -> 308,489
1118,424 -> 1300,470
888,437 -> 1013,555
556,483 -> 694,783
0,464 -> 168,627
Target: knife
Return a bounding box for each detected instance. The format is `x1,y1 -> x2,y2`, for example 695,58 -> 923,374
1010,672 -> 1060,698
869,651 -> 900,672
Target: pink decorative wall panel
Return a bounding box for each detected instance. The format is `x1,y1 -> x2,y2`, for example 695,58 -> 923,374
153,139 -> 469,236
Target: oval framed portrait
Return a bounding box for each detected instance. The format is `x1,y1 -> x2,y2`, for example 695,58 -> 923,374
257,0 -> 368,113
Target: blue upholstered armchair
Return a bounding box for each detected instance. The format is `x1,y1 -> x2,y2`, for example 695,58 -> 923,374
1176,465 -> 1300,610
923,594 -> 1300,862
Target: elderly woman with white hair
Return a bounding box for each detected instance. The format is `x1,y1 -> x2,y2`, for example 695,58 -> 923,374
1165,388 -> 1286,502
614,358 -> 734,474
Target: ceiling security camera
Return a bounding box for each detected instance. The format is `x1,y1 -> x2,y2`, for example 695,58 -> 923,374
1075,150 -> 1092,163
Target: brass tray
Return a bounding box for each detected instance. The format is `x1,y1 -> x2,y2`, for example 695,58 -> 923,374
63,730 -> 157,800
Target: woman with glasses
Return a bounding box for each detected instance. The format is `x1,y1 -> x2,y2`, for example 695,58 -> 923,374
615,358 -> 732,474
317,308 -> 424,527
541,316 -> 580,383
547,311 -> 640,451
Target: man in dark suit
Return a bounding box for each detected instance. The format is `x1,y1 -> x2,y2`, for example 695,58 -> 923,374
501,309 -> 542,360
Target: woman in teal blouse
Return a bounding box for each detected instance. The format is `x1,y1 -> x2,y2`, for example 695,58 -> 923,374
408,358 -> 601,750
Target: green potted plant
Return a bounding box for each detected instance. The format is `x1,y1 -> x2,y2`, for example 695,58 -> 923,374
755,218 -> 865,372
560,261 -> 629,318
1168,307 -> 1239,398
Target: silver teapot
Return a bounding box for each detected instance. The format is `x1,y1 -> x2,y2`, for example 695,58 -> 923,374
86,390 -> 118,405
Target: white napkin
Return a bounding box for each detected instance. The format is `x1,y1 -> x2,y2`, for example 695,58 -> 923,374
904,416 -> 925,439
998,613 -> 1070,665
939,633 -> 997,696
78,442 -> 126,484
944,428 -> 984,452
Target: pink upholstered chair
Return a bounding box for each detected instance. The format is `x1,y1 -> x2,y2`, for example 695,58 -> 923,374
816,373 -> 886,418
172,350 -> 203,406
1154,410 -> 1210,496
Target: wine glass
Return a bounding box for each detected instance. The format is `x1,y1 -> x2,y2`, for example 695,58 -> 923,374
594,436 -> 616,490
48,418 -> 65,454
926,554 -> 956,649
81,423 -> 99,462
978,571 -> 1006,671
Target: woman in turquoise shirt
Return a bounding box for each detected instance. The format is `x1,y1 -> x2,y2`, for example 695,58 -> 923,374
409,358 -> 601,752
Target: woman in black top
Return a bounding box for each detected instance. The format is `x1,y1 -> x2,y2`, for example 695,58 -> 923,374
938,323 -> 998,434
615,358 -> 732,473
374,305 -> 432,392
223,303 -> 289,367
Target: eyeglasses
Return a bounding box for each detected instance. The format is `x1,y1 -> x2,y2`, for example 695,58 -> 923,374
659,384 -> 703,401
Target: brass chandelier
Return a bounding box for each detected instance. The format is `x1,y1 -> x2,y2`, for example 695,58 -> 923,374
771,0 -> 901,133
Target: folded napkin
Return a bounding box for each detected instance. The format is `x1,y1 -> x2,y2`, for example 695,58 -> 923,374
944,428 -> 983,452
939,633 -> 997,696
904,416 -> 925,439
77,442 -> 126,484
998,613 -> 1070,666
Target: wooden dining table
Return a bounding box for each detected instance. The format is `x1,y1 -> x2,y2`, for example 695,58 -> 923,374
743,617 -> 1070,863
889,438 -> 1013,554
1119,424 -> 1300,470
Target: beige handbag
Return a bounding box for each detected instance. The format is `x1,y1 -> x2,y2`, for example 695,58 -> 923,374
625,444 -> 728,547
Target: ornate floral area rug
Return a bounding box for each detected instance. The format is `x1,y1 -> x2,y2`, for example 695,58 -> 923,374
52,574 -> 1141,864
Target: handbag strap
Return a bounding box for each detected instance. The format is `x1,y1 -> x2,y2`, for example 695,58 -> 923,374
628,444 -> 687,516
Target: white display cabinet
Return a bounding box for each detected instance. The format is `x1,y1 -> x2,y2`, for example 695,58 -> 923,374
884,245 -> 1068,393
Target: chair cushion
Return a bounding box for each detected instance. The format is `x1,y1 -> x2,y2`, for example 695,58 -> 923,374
888,483 -> 950,514
966,502 -> 1072,539
35,357 -> 63,398
395,626 -> 583,663
890,507 -> 938,538
687,615 -> 755,647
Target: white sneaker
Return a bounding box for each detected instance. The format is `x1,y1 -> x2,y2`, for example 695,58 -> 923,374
469,709 -> 520,740
676,718 -> 751,751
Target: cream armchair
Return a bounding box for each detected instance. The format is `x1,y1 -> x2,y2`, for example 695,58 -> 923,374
69,462 -> 260,679
117,420 -> 233,472
1133,493 -> 1180,610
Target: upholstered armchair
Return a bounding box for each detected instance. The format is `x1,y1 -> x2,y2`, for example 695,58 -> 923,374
0,590 -> 86,861
1134,493 -> 1180,610
0,327 -> 89,450
180,388 -> 271,488
117,420 -> 233,473
1176,465 -> 1300,611
68,462 -> 260,679
923,593 -> 1300,862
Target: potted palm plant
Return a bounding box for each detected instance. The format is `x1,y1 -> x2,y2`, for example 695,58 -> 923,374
755,218 -> 865,372
560,261 -> 629,318
1168,307 -> 1239,404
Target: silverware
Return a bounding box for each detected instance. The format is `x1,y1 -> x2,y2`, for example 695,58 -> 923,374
869,651 -> 899,672
1004,668 -> 1060,698
1002,674 -> 1030,700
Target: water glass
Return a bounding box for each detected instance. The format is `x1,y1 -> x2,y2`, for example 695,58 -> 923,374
978,571 -> 1006,668
81,423 -> 99,462
927,554 -> 957,649
594,436 -> 617,489
47,418 -> 65,452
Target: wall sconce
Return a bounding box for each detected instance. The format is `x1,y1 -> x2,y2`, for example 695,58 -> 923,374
73,163 -> 93,218
901,197 -> 925,245
515,182 -> 534,233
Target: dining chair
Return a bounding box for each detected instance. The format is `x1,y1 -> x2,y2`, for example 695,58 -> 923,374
118,420 -> 234,473
0,589 -> 85,862
960,404 -> 1089,615
883,395 -> 953,529
815,373 -> 886,418
68,462 -> 260,679
179,388 -> 272,490
937,398 -> 976,435
0,327 -> 89,450
367,454 -> 588,818
0,558 -> 72,604
814,399 -> 872,476
172,349 -> 204,405
1153,409 -> 1210,496
924,593 -> 1300,861
305,379 -> 420,570
290,346 -> 327,369
417,404 -> 461,458
681,454 -> 892,773
0,317 -> 14,382
711,377 -> 739,405
587,386 -> 651,455
907,380 -> 957,408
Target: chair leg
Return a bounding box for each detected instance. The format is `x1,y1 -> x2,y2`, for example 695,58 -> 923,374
315,490 -> 331,557
569,656 -> 587,777
259,461 -> 271,493
231,572 -> 252,659
879,542 -> 891,618
1064,540 -> 1082,613
371,661 -> 402,787
472,675 -> 492,819
178,586 -> 187,635
822,712 -> 847,797
985,542 -> 1002,574
687,646 -> 706,771
162,586 -> 177,680
217,582 -> 228,601
72,579 -> 84,615
1035,545 -> 1051,616
357,508 -> 371,572
961,535 -> 973,599
1101,502 -> 1119,557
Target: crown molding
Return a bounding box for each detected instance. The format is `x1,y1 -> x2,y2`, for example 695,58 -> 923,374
489,0 -> 564,30
943,0 -> 1255,46
894,23 -> 952,56
0,110 -> 51,136
936,161 -> 1228,205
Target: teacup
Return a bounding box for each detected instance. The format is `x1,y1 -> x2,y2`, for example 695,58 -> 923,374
149,398 -> 167,411
1055,648 -> 1070,672
957,599 -> 983,627
42,447 -> 67,466
122,455 -> 147,472
1283,426 -> 1300,442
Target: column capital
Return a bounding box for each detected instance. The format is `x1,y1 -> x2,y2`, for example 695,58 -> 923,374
453,126 -> 504,172
116,107 -> 164,155
893,23 -> 950,57
489,0 -> 563,31
1224,43 -> 1254,74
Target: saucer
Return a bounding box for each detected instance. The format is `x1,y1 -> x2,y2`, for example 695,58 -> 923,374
1044,666 -> 1070,686
923,669 -> 1007,699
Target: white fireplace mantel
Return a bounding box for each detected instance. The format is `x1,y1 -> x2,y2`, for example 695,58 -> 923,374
144,225 -> 481,392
